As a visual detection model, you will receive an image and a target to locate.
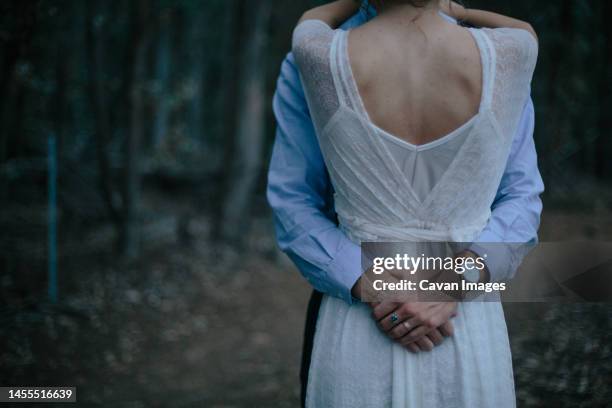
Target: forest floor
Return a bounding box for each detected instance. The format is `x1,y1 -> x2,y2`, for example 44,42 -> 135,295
1,204 -> 612,407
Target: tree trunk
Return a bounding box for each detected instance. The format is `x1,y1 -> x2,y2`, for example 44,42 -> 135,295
542,0 -> 572,194
122,0 -> 150,259
210,0 -> 244,232
595,0 -> 612,180
187,7 -> 207,143
86,1 -> 122,224
151,8 -> 173,149
0,2 -> 35,165
219,0 -> 271,243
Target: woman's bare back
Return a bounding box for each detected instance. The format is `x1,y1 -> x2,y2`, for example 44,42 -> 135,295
348,11 -> 483,146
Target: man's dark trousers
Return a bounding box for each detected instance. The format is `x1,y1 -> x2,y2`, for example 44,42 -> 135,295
299,290 -> 324,408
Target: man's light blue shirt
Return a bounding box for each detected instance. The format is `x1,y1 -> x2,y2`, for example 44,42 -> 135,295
267,8 -> 544,303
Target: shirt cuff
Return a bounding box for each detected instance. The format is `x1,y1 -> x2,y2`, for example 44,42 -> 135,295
468,242 -> 513,283
326,239 -> 364,304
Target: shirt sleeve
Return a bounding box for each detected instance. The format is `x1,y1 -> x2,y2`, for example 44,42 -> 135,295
267,12 -> 369,303
267,47 -> 363,304
469,97 -> 544,282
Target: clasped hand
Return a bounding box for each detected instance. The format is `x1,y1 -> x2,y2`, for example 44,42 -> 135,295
352,262 -> 459,352
370,300 -> 457,353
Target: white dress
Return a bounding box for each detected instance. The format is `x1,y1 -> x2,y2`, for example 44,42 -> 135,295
292,19 -> 538,408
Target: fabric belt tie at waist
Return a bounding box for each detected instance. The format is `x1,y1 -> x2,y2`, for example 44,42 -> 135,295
338,213 -> 490,242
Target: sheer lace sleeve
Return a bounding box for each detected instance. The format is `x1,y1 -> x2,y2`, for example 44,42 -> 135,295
292,20 -> 341,132
492,28 -> 538,72
485,27 -> 539,138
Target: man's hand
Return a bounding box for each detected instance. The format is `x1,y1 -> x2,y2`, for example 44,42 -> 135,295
372,301 -> 458,353
351,266 -> 404,302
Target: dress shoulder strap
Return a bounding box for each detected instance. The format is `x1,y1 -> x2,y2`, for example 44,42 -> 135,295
330,30 -> 363,112
469,28 -> 496,111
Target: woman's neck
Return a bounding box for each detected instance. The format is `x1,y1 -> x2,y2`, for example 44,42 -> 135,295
375,1 -> 440,21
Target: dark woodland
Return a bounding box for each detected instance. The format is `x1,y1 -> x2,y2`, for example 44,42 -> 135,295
1,0 -> 611,406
